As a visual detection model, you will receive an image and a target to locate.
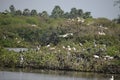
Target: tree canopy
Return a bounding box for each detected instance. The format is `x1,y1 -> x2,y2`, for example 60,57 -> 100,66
31,9 -> 37,16
9,5 -> 16,15
4,5 -> 93,19
51,5 -> 64,18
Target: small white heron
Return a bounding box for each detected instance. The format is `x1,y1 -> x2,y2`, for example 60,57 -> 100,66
110,76 -> 114,80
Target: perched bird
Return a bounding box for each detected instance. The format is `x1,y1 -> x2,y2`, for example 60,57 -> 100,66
110,76 -> 114,80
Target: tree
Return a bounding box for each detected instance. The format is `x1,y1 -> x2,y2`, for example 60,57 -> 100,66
40,11 -> 49,19
114,0 -> 120,9
51,5 -> 64,18
15,10 -> 22,16
64,12 -> 70,18
70,8 -> 78,18
77,9 -> 83,17
114,0 -> 120,23
9,5 -> 16,15
115,15 -> 120,23
83,12 -> 92,19
23,9 -> 30,16
64,8 -> 84,18
31,9 -> 37,16
40,28 -> 59,46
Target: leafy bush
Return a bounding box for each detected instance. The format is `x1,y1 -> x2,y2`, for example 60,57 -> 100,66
93,18 -> 113,27
26,17 -> 39,24
106,46 -> 119,56
0,48 -> 19,67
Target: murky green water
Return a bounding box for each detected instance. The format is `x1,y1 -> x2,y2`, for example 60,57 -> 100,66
0,69 -> 120,80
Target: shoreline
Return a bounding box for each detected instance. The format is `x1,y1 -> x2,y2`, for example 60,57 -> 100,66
0,64 -> 120,74
0,47 -> 120,74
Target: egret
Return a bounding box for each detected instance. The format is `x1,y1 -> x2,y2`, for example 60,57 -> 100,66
110,76 -> 114,80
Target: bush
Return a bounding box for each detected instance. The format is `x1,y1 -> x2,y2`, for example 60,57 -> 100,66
106,46 -> 119,56
0,48 -> 19,67
26,17 -> 39,24
40,28 -> 60,46
93,18 -> 113,27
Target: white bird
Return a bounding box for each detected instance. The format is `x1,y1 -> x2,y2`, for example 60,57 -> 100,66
110,76 -> 114,80
20,55 -> 24,63
98,31 -> 106,35
62,46 -> 65,49
73,47 -> 76,51
46,44 -> 50,47
79,43 -> 83,46
59,33 -> 73,38
68,47 -> 71,51
93,55 -> 99,59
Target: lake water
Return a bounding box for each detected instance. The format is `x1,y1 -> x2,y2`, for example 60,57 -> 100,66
5,48 -> 28,52
0,70 -> 120,80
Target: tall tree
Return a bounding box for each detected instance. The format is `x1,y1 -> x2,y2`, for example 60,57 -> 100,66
15,10 -> 22,16
114,0 -> 120,9
31,9 -> 37,16
23,9 -> 30,16
9,5 -> 16,15
40,11 -> 49,19
77,9 -> 83,17
114,0 -> 120,23
70,8 -> 78,18
83,12 -> 92,19
51,5 -> 64,18
64,12 -> 70,18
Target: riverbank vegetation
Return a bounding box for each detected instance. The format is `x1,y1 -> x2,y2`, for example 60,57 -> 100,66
0,5 -> 120,74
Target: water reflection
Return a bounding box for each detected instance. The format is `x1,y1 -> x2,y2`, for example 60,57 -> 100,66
0,70 -> 120,80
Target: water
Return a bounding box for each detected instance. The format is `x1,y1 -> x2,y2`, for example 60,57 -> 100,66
0,70 -> 120,80
5,48 -> 28,52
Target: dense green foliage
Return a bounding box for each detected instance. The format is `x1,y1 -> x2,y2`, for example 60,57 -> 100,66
0,5 -> 120,73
